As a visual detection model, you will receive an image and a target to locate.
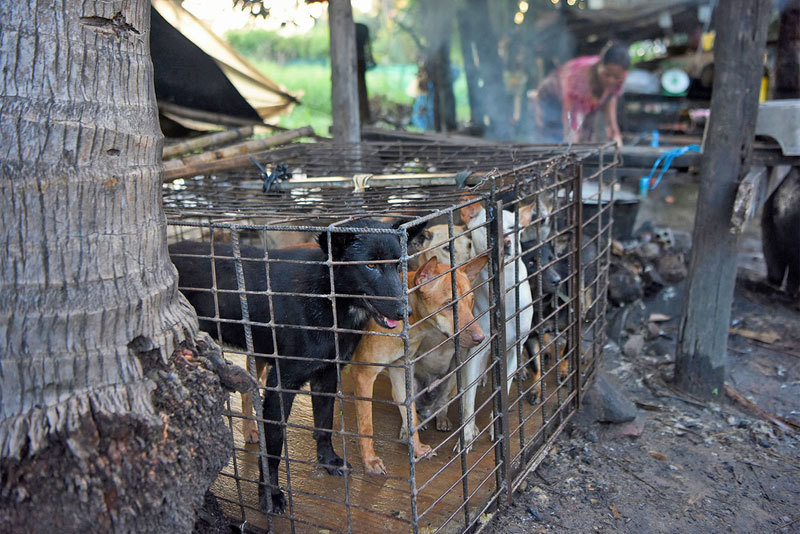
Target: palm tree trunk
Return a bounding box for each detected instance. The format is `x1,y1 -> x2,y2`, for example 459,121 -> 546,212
0,1 -> 231,530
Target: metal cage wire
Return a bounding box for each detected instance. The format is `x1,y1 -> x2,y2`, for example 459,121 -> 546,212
163,142 -> 618,533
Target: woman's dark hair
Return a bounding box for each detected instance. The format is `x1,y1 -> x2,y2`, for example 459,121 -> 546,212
600,42 -> 631,70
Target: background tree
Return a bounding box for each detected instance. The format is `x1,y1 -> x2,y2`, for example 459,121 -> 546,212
0,1 -> 246,530
673,0 -> 771,398
458,0 -> 512,138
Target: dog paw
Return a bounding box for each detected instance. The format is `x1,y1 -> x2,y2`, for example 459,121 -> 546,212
526,391 -> 540,406
435,415 -> 452,432
398,427 -> 409,441
363,456 -> 386,475
414,442 -> 435,460
259,486 -> 286,515
453,423 -> 478,453
241,420 -> 260,444
517,366 -> 531,381
319,455 -> 351,476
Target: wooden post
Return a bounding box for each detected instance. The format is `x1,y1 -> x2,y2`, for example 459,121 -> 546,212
674,0 -> 772,398
457,0 -> 511,138
329,0 -> 360,143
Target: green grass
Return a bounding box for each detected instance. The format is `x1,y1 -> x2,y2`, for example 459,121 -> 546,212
253,60 -> 333,135
253,60 -> 470,136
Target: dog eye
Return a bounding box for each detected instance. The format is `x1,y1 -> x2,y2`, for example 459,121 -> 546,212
443,245 -> 451,252
366,263 -> 378,270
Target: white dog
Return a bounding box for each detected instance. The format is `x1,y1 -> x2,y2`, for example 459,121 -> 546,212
457,200 -> 534,450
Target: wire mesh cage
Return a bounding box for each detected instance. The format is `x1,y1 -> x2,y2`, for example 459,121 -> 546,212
163,142 -> 618,533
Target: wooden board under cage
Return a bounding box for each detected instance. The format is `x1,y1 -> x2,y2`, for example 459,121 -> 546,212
210,347 -> 591,534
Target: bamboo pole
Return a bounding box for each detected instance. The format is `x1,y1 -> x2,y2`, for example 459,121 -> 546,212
162,126 -> 314,176
157,101 -> 270,128
162,126 -> 255,159
162,145 -> 306,182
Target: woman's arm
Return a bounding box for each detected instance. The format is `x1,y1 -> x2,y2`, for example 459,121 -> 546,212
604,95 -> 622,146
562,95 -> 584,144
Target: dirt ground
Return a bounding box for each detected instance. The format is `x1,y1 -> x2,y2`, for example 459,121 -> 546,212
486,175 -> 800,534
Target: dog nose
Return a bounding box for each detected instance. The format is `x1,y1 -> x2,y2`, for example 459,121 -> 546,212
472,332 -> 485,345
551,273 -> 561,285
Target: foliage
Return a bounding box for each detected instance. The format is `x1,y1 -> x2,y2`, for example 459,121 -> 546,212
252,59 -> 333,134
226,25 -> 330,63
232,0 -> 324,19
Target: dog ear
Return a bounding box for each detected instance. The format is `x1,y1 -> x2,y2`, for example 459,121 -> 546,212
414,257 -> 439,287
459,253 -> 489,283
518,203 -> 534,227
460,199 -> 483,224
316,231 -> 356,259
420,228 -> 433,244
392,220 -> 427,245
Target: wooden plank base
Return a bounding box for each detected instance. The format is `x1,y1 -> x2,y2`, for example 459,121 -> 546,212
212,350 -> 578,533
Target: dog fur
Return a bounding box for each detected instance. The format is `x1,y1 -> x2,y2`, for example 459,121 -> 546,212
411,223 -> 477,432
414,224 -> 474,268
457,201 -> 535,450
168,218 -> 424,514
351,255 -> 488,474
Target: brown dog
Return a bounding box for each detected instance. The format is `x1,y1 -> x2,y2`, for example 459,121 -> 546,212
351,255 -> 488,475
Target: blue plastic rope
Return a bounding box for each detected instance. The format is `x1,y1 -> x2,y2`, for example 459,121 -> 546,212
644,144 -> 701,190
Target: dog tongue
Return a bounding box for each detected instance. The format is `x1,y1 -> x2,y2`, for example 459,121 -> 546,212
384,318 -> 399,328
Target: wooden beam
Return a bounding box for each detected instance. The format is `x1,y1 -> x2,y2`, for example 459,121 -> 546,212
163,126 -> 313,170
162,126 -> 254,159
328,0 -> 360,143
158,101 -> 267,128
162,128 -> 313,181
674,0 -> 772,399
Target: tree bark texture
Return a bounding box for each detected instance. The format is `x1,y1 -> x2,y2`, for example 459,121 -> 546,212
674,0 -> 771,398
774,0 -> 800,99
329,0 -> 360,143
0,1 -> 231,530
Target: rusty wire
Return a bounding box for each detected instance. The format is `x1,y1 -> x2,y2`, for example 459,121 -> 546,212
164,142 -> 618,533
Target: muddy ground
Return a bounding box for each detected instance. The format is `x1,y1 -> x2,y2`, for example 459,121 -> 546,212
486,176 -> 800,534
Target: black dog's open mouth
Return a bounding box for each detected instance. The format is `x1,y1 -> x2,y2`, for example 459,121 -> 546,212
361,298 -> 401,329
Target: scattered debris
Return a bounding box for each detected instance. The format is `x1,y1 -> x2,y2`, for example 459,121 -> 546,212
729,327 -> 781,345
623,334 -> 645,357
724,385 -> 798,433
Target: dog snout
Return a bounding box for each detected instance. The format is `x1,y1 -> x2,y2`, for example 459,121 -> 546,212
503,237 -> 512,256
471,331 -> 486,345
550,271 -> 561,285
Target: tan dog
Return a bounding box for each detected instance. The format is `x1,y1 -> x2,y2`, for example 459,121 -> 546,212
352,255 -> 488,475
412,223 -> 476,431
415,224 -> 474,268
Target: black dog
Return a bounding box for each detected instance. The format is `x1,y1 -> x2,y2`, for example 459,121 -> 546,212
522,235 -> 599,403
522,239 -> 562,298
521,239 -> 560,383
169,219 -> 424,513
